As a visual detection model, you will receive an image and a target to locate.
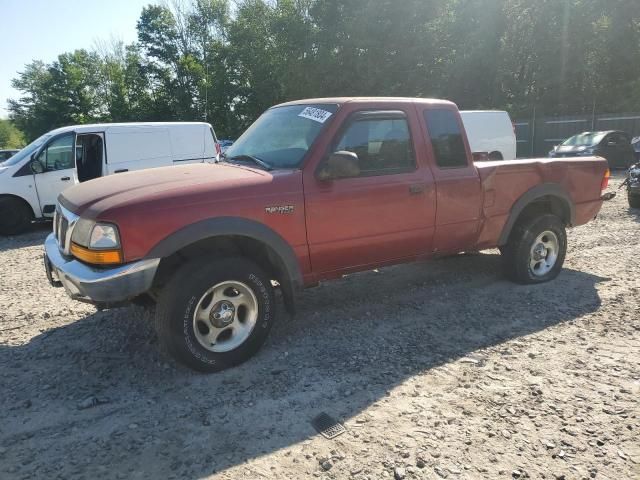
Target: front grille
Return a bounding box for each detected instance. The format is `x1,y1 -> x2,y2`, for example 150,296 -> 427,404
53,205 -> 79,256
58,215 -> 69,251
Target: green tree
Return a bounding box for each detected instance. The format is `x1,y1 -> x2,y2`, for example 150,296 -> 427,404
9,50 -> 105,139
0,120 -> 25,149
6,0 -> 640,139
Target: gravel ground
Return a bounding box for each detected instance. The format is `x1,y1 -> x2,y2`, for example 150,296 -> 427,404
0,175 -> 638,480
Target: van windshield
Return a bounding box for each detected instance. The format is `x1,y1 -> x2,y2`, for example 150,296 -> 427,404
561,132 -> 606,147
0,133 -> 52,167
223,104 -> 339,169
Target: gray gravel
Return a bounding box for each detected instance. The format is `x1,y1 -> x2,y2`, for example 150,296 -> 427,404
0,174 -> 638,479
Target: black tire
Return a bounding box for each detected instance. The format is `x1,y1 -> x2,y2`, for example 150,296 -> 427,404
0,197 -> 33,235
629,193 -> 640,209
155,257 -> 275,372
501,214 -> 567,284
489,151 -> 504,161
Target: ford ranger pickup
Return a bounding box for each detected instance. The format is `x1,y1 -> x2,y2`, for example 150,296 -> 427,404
43,98 -> 612,372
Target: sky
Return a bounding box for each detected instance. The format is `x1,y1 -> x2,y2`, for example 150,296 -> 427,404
0,0 -> 157,118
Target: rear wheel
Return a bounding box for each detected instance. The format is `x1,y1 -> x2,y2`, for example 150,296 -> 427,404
628,193 -> 640,209
501,214 -> 567,284
155,257 -> 275,372
489,151 -> 504,161
0,197 -> 33,235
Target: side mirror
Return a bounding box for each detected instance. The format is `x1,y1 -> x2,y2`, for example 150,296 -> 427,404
30,160 -> 45,174
472,151 -> 490,162
317,151 -> 360,181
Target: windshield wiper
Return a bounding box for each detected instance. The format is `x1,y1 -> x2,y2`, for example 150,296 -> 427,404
224,154 -> 273,171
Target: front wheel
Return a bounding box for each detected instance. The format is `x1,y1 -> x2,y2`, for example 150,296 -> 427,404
155,257 -> 276,372
501,214 -> 567,284
0,197 -> 33,235
628,193 -> 640,209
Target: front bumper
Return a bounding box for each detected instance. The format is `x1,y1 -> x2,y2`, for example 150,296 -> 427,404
44,233 -> 160,305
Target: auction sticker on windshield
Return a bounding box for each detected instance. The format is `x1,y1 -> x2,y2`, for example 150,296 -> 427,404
298,107 -> 333,123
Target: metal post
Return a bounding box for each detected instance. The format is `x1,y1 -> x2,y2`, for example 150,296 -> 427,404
530,106 -> 537,158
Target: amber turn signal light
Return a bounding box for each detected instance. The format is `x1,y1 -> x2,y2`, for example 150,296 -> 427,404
600,168 -> 610,192
70,243 -> 123,265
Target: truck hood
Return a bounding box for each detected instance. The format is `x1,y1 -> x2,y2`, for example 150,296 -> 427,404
60,163 -> 275,218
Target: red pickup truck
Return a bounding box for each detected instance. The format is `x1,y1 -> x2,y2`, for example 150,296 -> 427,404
44,97 -> 611,372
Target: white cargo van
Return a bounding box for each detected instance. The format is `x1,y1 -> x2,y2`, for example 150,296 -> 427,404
0,122 -> 219,235
460,111 -> 517,161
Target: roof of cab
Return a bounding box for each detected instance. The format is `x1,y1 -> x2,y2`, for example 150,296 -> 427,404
274,97 -> 457,108
45,122 -> 212,136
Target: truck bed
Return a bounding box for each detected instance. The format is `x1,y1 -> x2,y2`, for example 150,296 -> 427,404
474,157 -> 607,249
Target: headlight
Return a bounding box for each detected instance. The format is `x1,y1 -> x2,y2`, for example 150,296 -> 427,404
70,221 -> 122,265
583,148 -> 596,155
90,224 -> 120,249
70,218 -> 95,247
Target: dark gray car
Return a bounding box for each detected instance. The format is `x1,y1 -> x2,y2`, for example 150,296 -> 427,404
549,131 -> 635,169
0,149 -> 19,162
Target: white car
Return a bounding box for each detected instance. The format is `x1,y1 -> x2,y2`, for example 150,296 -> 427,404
459,110 -> 517,161
0,122 -> 219,235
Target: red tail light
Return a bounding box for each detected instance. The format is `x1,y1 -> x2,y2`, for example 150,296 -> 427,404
215,142 -> 222,156
601,168 -> 610,193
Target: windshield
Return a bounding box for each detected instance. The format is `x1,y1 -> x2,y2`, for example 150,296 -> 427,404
0,133 -> 52,167
224,104 -> 339,169
561,132 -> 606,147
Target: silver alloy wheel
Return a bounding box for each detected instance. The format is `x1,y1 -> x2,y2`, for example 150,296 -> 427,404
529,230 -> 560,277
192,281 -> 258,353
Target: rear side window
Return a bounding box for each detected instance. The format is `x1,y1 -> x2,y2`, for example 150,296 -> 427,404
424,109 -> 467,168
608,132 -> 629,146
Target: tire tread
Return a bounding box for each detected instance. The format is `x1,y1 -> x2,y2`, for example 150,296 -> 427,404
501,214 -> 567,284
155,256 -> 275,372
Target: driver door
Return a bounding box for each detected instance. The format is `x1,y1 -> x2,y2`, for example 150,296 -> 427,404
33,133 -> 77,216
304,110 -> 436,275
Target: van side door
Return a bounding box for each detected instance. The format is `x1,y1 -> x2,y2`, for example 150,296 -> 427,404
32,133 -> 77,216
104,127 -> 172,174
76,133 -> 105,182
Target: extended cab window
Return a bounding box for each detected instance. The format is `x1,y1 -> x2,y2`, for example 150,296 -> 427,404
36,134 -> 74,171
424,109 -> 467,168
335,114 -> 415,176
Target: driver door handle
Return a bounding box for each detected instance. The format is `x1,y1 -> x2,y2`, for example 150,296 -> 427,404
60,177 -> 71,181
409,184 -> 426,195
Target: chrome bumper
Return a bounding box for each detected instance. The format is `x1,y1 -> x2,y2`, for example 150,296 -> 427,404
44,233 -> 160,305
